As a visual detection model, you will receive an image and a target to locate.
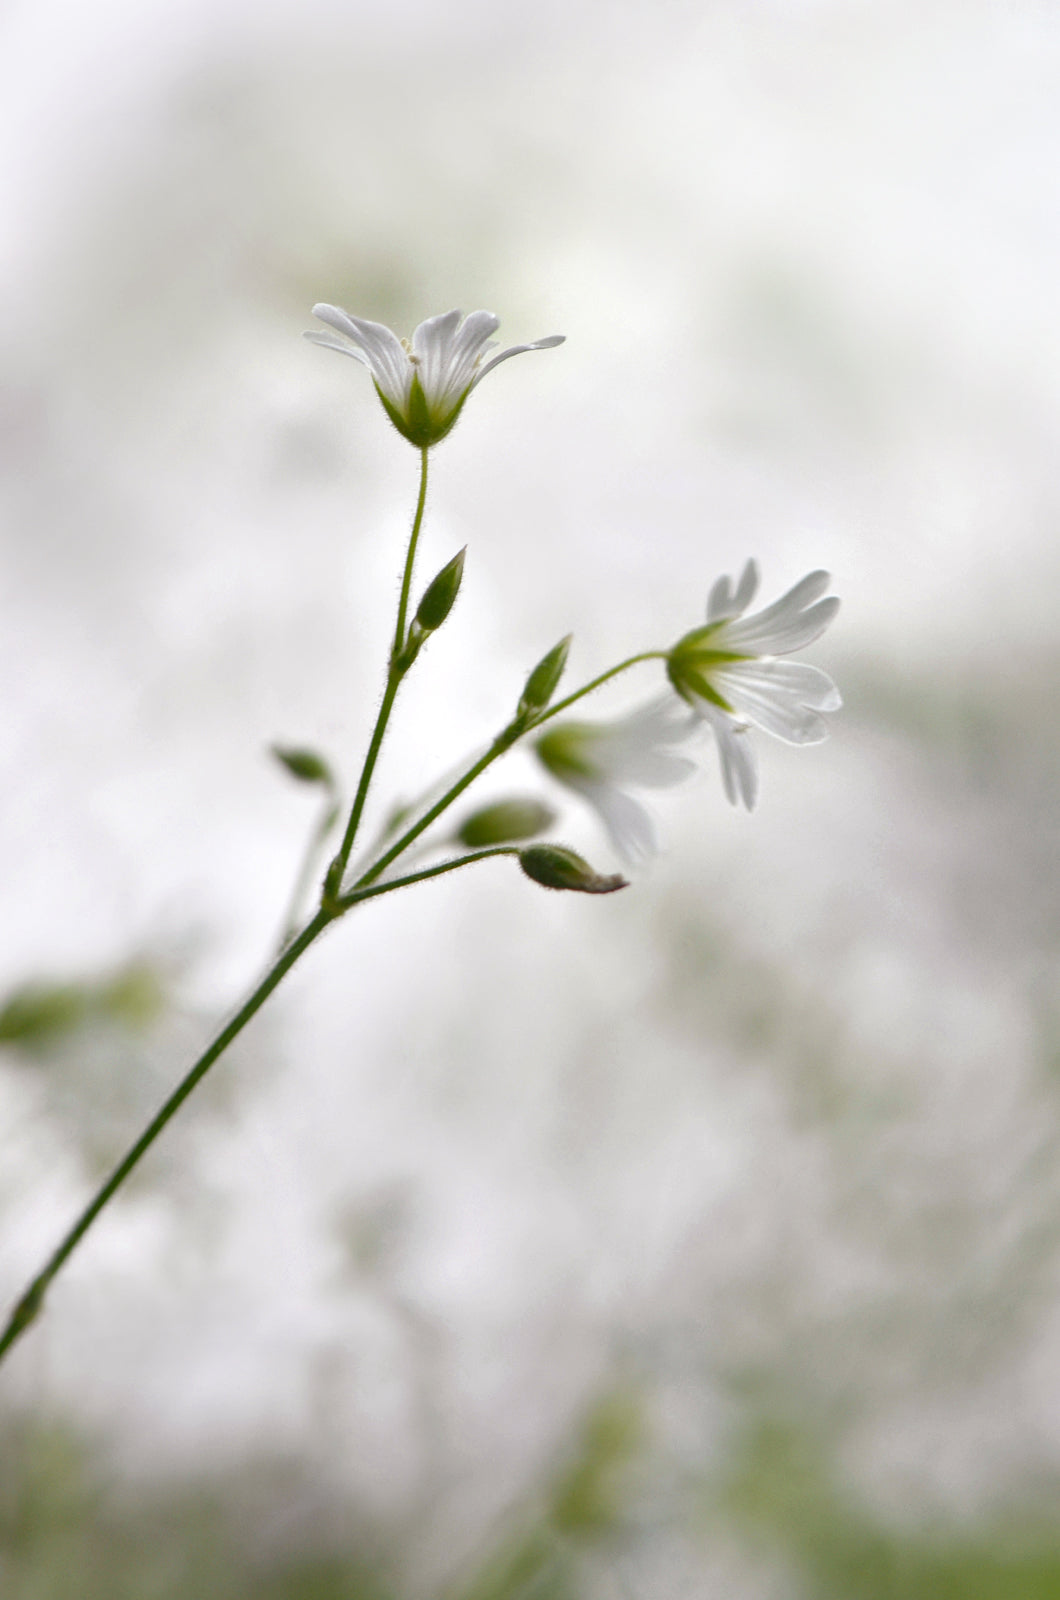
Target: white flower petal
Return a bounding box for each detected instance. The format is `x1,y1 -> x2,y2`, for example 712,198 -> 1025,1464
677,565 -> 840,804
725,659 -> 842,712
732,558 -> 760,614
536,695 -> 699,862
716,672 -> 830,745
595,697 -> 701,784
303,330 -> 371,365
409,311 -> 502,411
475,334 -> 566,383
411,308 -> 466,349
706,573 -> 733,620
437,312 -> 502,403
703,709 -> 758,810
707,559 -> 759,622
445,308 -> 501,362
310,303 -> 369,340
308,304 -> 564,444
310,305 -> 410,403
613,748 -> 699,787
584,781 -> 659,865
410,309 -> 465,404
723,594 -> 840,655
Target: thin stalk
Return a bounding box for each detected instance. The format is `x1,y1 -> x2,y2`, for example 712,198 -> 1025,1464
330,445 -> 430,887
338,847 -> 517,910
0,908 -> 332,1366
352,733 -> 515,890
278,794 -> 340,950
0,845 -> 518,1368
352,650 -> 667,891
535,651 -> 667,724
393,445 -> 431,658
0,631 -> 664,1369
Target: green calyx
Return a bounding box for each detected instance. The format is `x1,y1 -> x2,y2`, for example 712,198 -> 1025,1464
457,798 -> 556,848
535,722 -> 598,781
374,376 -> 470,449
666,628 -> 749,712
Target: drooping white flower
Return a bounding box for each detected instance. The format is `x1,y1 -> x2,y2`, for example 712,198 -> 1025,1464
667,560 -> 841,810
305,306 -> 565,447
535,698 -> 700,865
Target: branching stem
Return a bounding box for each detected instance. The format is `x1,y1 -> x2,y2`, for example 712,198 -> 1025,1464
0,440 -> 669,1369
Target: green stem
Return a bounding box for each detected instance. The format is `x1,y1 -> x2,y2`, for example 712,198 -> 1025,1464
278,792 -> 339,950
352,650 -> 667,891
535,651 -> 667,725
329,446 -> 430,889
0,637 -> 663,1369
0,908 -> 332,1367
353,734 -> 515,890
394,445 -> 431,659
338,847 -> 517,909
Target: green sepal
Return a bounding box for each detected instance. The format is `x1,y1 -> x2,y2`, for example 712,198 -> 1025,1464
535,722 -> 597,781
519,845 -> 627,895
373,376 -> 470,448
665,654 -> 734,712
666,625 -> 751,711
669,622 -> 748,664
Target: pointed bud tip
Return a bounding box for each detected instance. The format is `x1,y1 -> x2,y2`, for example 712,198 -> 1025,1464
519,633 -> 573,716
519,845 -> 627,895
416,547 -> 467,632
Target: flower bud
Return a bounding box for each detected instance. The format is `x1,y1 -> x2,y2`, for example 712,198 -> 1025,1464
518,845 -> 627,895
518,634 -> 572,718
416,547 -> 466,632
271,745 -> 336,787
456,798 -> 556,848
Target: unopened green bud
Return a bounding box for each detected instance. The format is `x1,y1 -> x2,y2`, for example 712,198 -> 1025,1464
457,798 -> 557,848
519,845 -> 627,895
271,745 -> 336,787
518,634 -> 572,718
416,547 -> 466,632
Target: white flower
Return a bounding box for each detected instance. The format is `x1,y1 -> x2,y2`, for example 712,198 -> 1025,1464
305,306 -> 565,447
666,560 -> 841,809
535,697 -> 699,865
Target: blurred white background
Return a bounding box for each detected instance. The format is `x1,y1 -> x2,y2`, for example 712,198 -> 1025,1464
3,2 -> 1060,1596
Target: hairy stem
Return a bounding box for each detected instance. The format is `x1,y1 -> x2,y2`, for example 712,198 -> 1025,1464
330,444 -> 430,889
352,649 -> 668,890
535,650 -> 667,724
0,909 -> 332,1366
0,628 -> 665,1368
338,847 -> 518,909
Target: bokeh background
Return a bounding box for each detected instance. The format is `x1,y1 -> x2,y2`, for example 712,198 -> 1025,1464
3,0 -> 1060,1594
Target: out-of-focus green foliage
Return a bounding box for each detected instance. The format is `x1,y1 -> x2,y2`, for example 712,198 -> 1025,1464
718,1408 -> 1060,1600
447,1390 -> 643,1600
0,963 -> 165,1053
7,1381 -> 1060,1598
0,1418 -> 392,1600
0,1398 -> 643,1600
